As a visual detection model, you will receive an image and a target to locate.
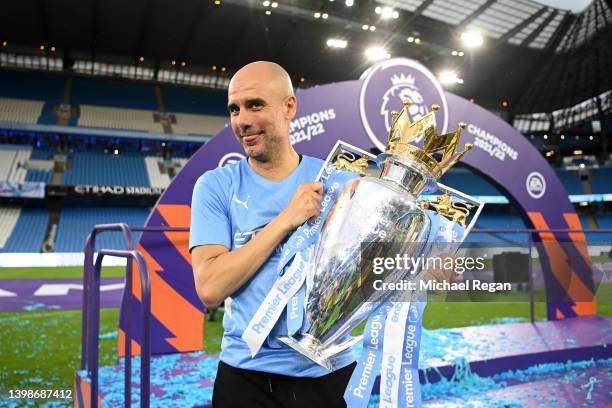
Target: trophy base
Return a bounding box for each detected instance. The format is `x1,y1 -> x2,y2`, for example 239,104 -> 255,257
278,334 -> 362,371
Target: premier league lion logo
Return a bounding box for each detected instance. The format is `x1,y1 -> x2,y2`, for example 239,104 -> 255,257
380,74 -> 429,141
359,58 -> 448,152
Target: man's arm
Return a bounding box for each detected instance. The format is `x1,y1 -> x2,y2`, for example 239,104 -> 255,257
192,182 -> 323,309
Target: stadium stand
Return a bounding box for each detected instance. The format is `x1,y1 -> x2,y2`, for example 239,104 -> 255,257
25,169 -> 53,183
0,145 -> 32,182
0,70 -> 64,125
70,77 -> 158,110
29,148 -> 55,160
0,150 -> 16,180
0,206 -> 21,248
54,206 -> 149,252
0,98 -> 45,123
554,169 -> 584,194
440,167 -> 502,195
62,152 -> 150,186
470,212 -> 529,244
71,76 -> 163,132
597,213 -> 612,228
144,156 -> 171,188
77,105 -> 164,133
0,207 -> 49,252
161,85 -> 228,116
172,113 -> 227,136
590,167 -> 612,193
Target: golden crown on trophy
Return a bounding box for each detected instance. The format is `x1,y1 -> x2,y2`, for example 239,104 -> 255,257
386,100 -> 472,178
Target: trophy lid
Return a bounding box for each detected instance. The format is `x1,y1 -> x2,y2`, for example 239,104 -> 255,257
384,100 -> 472,179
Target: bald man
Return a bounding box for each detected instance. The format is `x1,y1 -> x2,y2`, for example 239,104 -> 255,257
190,62 -> 356,407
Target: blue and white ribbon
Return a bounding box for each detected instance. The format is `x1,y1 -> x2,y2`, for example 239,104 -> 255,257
242,248 -> 311,356
398,301 -> 426,408
343,210 -> 467,408
379,301 -> 412,408
287,285 -> 305,336
343,302 -> 391,408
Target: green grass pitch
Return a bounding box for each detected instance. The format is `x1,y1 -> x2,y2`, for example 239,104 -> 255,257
0,266 -> 609,400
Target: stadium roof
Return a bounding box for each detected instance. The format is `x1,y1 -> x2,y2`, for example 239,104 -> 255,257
0,0 -> 610,116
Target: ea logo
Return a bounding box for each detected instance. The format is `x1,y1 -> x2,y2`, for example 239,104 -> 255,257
359,58 -> 449,152
218,152 -> 245,167
526,172 -> 546,199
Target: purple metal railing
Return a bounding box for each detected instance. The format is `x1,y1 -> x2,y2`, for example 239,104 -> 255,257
80,223 -> 188,408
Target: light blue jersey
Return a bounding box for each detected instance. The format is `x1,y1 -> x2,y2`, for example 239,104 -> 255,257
189,155 -> 356,377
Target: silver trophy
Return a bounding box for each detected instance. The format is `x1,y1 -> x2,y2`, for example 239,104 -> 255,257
279,101 -> 475,369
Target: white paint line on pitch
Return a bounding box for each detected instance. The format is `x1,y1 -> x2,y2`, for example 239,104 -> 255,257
0,288 -> 17,297
33,283 -> 125,296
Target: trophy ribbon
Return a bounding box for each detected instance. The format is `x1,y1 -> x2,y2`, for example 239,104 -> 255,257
343,302 -> 392,406
344,210 -> 466,408
287,285 -> 305,336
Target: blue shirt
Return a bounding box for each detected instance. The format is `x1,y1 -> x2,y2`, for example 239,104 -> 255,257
189,155 -> 356,377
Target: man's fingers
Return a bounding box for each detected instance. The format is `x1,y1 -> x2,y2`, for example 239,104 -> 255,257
301,181 -> 323,194
312,181 -> 324,194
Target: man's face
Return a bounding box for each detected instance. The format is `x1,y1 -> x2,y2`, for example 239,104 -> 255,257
227,75 -> 293,162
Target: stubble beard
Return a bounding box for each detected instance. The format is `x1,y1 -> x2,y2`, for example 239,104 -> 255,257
247,133 -> 281,164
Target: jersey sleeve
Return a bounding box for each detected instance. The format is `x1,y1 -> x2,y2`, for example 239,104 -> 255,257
189,170 -> 232,252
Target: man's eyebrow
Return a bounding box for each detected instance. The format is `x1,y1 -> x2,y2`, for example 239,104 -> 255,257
245,98 -> 266,105
227,102 -> 238,111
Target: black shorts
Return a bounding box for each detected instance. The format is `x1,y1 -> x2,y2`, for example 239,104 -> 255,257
212,361 -> 357,408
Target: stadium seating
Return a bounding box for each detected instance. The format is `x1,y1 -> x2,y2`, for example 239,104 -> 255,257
0,206 -> 21,248
0,206 -> 48,252
161,85 -> 228,116
172,113 -> 227,136
469,212 -> 529,244
0,150 -> 16,180
71,77 -> 158,110
440,168 -> 502,195
144,156 -> 171,188
77,105 -> 164,133
0,145 -> 32,182
54,206 -> 149,252
0,98 -> 45,123
62,152 -> 150,186
554,169 -> 584,194
598,213 -> 612,228
25,169 -> 53,183
590,167 -> 612,193
0,70 -> 64,125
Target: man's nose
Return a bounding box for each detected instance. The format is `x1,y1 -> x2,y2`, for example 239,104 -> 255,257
235,110 -> 253,132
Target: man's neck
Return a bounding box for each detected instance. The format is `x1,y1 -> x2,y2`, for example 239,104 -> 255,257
248,148 -> 300,182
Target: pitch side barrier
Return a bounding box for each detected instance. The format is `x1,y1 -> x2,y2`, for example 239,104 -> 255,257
471,228 -> 611,324
80,223 -> 188,408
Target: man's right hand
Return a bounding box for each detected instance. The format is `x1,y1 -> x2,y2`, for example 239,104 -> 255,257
279,182 -> 324,231
193,181 -> 324,308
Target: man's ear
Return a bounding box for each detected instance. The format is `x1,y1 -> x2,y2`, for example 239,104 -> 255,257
285,95 -> 297,120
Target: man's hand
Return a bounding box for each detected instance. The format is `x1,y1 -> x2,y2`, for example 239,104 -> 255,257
192,182 -> 324,309
278,182 -> 323,230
